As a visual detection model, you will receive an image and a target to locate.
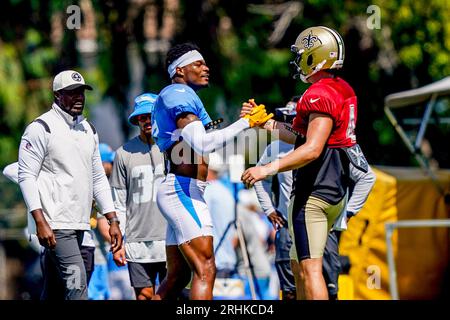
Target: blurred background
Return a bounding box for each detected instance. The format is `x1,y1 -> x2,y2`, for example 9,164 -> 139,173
0,0 -> 449,300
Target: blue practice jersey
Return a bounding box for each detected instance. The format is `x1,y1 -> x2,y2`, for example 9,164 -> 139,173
152,83 -> 212,152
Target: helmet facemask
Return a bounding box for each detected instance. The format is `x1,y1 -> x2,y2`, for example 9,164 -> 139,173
290,45 -> 304,80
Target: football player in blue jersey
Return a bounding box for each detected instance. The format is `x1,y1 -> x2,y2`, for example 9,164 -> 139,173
151,43 -> 272,300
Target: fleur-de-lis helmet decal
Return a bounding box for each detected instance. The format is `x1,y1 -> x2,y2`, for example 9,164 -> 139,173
301,31 -> 320,49
290,26 -> 345,83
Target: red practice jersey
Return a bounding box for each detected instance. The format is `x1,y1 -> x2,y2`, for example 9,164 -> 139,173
292,77 -> 357,148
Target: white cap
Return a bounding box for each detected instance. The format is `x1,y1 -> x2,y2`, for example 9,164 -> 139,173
208,152 -> 225,173
52,70 -> 93,92
238,189 -> 261,210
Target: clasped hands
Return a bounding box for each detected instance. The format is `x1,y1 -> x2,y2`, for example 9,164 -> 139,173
239,98 -> 276,188
240,99 -> 274,128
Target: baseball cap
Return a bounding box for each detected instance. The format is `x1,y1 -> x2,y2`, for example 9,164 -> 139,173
53,70 -> 93,92
99,143 -> 115,163
128,93 -> 158,125
207,152 -> 225,174
238,189 -> 261,210
274,96 -> 299,123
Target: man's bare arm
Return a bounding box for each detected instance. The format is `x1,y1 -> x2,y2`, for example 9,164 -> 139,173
264,120 -> 298,145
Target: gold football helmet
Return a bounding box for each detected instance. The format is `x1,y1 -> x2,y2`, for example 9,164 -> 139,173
290,26 -> 345,83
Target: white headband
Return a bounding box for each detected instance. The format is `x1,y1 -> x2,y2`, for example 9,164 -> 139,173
167,50 -> 204,78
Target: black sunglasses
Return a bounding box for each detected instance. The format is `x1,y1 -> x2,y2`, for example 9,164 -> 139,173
136,114 -> 151,122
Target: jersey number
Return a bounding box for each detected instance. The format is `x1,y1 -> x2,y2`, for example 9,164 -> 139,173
131,165 -> 157,204
346,104 -> 356,142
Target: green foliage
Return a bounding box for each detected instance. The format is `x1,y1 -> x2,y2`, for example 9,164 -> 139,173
398,44 -> 423,69
0,0 -> 448,171
0,44 -> 26,127
223,47 -> 291,105
373,119 -> 396,145
381,0 -> 450,79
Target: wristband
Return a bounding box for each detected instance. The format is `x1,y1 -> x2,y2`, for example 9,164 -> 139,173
263,119 -> 276,131
107,217 -> 120,225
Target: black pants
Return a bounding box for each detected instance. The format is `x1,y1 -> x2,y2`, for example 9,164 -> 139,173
275,227 -> 296,293
322,230 -> 341,297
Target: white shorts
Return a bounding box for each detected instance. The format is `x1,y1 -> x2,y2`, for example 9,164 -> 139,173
156,174 -> 213,245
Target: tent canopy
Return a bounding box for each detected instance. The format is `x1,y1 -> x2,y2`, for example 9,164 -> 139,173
384,76 -> 450,109
383,76 -> 450,190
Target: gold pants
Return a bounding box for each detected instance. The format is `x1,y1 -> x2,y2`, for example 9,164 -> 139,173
288,196 -> 345,261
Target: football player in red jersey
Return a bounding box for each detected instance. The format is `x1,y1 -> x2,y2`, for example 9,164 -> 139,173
242,26 -> 372,299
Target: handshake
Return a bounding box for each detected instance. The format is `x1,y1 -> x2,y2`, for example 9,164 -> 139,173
241,99 -> 274,128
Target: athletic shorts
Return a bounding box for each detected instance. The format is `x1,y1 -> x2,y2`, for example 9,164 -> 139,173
288,195 -> 345,261
128,261 -> 167,288
157,174 -> 213,246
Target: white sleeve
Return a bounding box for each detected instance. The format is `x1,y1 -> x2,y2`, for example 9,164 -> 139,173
254,145 -> 276,216
112,187 -> 127,217
347,164 -> 376,215
180,118 -> 250,155
111,187 -> 127,235
18,123 -> 48,212
2,162 -> 19,184
254,179 -> 276,216
92,134 -> 116,214
257,142 -> 281,166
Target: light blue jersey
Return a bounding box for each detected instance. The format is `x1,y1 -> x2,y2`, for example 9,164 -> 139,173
152,83 -> 212,152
